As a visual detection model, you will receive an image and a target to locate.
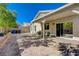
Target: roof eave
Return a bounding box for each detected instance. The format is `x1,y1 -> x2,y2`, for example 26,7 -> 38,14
31,3 -> 74,23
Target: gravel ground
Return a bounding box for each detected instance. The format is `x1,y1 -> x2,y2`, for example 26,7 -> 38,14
21,46 -> 60,56
17,37 -> 59,56
0,37 -> 4,40
16,33 -> 79,56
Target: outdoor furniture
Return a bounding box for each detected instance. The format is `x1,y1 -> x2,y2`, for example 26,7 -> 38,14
44,31 -> 50,37
49,33 -> 56,37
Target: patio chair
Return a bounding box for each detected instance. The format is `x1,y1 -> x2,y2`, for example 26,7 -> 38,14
44,31 -> 50,38
49,33 -> 56,37
49,32 -> 55,37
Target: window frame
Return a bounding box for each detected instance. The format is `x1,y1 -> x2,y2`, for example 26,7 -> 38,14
44,23 -> 49,30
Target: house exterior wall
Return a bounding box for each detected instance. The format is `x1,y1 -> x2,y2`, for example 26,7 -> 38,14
54,15 -> 79,37
44,16 -> 73,36
30,24 -> 35,34
31,15 -> 79,37
44,21 -> 56,36
55,16 -> 73,36
31,4 -> 79,37
30,23 -> 42,34
73,15 -> 79,37
44,4 -> 79,36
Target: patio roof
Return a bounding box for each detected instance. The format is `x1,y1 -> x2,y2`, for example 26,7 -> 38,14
31,10 -> 54,23
31,3 -> 74,23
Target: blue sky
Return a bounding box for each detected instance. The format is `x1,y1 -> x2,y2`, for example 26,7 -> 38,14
7,3 -> 65,25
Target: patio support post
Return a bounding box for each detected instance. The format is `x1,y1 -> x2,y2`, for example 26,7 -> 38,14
42,20 -> 45,40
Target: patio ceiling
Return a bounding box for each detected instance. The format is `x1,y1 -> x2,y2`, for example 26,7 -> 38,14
45,10 -> 77,21
33,4 -> 79,23
35,9 -> 78,23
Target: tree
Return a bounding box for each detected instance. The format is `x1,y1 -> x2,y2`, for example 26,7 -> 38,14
0,4 -> 17,33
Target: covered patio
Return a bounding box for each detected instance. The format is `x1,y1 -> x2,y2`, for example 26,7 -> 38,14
33,3 -> 79,39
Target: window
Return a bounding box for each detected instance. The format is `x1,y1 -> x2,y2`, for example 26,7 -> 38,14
44,23 -> 49,30
63,22 -> 73,34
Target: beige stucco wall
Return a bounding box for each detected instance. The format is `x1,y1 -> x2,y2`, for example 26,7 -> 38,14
44,21 -> 56,36
46,16 -> 73,36
73,15 -> 79,37
30,23 -> 42,34
31,4 -> 79,36
31,15 -> 79,37
54,15 -> 79,37
45,4 -> 79,37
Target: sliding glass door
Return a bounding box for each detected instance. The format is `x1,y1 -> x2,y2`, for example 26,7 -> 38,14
56,22 -> 73,37
56,23 -> 63,36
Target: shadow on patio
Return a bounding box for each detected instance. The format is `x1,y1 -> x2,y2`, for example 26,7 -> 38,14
21,38 -> 56,48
